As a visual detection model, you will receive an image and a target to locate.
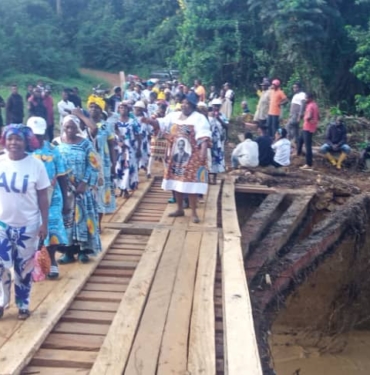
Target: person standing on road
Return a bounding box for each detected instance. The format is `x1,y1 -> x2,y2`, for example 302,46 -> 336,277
58,89 -> 76,126
0,124 -> 49,320
43,86 -> 55,142
298,92 -> 320,170
6,84 -> 24,125
267,79 -> 288,137
287,82 -> 306,150
28,117 -> 69,279
253,79 -> 271,128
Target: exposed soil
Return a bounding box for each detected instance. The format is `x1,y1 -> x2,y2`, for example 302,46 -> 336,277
80,68 -> 121,87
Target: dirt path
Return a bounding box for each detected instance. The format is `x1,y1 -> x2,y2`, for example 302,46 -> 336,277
80,68 -> 121,87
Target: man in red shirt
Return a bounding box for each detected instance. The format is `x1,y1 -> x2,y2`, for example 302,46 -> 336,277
43,86 -> 55,141
298,92 -> 320,170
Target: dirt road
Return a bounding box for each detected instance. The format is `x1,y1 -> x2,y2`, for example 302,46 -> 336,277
80,68 -> 121,87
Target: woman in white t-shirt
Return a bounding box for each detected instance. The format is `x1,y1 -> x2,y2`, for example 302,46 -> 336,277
272,128 -> 291,167
0,124 -> 50,320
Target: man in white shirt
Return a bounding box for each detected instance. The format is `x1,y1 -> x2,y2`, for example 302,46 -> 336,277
57,89 -> 75,126
287,82 -> 306,148
231,132 -> 259,168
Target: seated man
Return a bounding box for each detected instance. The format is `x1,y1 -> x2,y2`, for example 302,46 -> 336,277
320,116 -> 351,170
255,125 -> 274,166
231,132 -> 259,169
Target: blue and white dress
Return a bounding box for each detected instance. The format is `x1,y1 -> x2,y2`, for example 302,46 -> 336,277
116,118 -> 141,192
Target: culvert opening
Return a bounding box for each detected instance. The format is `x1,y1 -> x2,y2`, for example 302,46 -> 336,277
237,191 -> 370,375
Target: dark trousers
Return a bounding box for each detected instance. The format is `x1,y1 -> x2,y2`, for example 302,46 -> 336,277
47,124 -> 54,142
267,115 -> 279,137
298,130 -> 313,166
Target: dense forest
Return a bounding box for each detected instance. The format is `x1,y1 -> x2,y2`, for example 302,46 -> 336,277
2,0 -> 370,114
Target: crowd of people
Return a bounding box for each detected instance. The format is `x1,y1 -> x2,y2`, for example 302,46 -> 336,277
232,78 -> 352,171
0,74 -> 354,320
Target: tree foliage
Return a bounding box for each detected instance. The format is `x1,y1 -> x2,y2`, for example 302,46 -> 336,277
2,0 -> 370,111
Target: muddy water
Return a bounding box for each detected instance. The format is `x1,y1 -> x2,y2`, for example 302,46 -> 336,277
270,232 -> 370,375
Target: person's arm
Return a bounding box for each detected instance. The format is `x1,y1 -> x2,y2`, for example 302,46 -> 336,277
57,174 -> 69,214
5,97 -> 12,124
37,188 -> 49,240
326,125 -> 334,147
57,101 -> 69,117
108,138 -> 116,175
72,108 -> 97,135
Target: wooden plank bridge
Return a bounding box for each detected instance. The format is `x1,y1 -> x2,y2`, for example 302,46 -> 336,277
0,175 -> 262,375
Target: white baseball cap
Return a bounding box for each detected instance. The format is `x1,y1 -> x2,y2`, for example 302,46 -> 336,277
27,117 -> 47,135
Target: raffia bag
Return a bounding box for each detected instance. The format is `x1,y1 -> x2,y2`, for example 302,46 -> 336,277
34,241 -> 51,279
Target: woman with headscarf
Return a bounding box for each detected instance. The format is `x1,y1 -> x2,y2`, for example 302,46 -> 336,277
56,115 -> 101,264
0,124 -> 50,320
28,117 -> 69,279
133,100 -> 150,172
142,92 -> 211,223
85,98 -> 116,230
116,101 -> 142,197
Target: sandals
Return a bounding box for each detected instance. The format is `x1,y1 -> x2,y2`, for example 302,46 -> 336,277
192,216 -> 200,224
168,197 -> 176,204
47,265 -> 59,279
168,210 -> 185,218
18,309 -> 30,320
58,253 -> 76,265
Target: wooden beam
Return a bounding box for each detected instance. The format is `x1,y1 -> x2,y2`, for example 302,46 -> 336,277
221,179 -> 262,375
235,184 -> 277,194
157,231 -> 203,374
188,231 -> 218,375
89,229 -> 170,375
0,229 -> 120,375
203,183 -> 221,228
124,230 -> 186,375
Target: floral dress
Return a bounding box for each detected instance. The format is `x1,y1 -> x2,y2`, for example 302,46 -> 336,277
158,111 -> 211,195
136,115 -> 150,170
90,122 -> 116,214
116,118 -> 141,192
209,116 -> 226,173
32,141 -> 68,246
57,139 -> 102,254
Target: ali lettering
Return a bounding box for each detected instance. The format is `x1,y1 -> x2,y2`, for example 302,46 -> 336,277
0,172 -> 29,193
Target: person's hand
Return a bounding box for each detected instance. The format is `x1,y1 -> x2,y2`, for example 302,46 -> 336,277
38,223 -> 48,241
62,204 -> 71,215
76,181 -> 87,194
71,108 -> 83,117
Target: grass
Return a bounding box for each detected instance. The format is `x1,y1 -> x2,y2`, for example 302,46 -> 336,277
0,72 -> 110,132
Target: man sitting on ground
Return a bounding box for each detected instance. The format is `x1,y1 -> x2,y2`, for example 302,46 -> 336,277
231,132 -> 259,169
320,116 -> 351,170
255,126 -> 274,167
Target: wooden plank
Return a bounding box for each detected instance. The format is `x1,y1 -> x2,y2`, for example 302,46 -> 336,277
89,229 -> 170,375
222,180 -> 241,237
221,177 -> 262,375
0,229 -> 120,375
234,183 -> 277,194
99,260 -> 138,269
157,231 -> 203,374
188,232 -> 218,375
30,348 -> 97,368
43,333 -> 105,351
111,178 -> 154,223
93,268 -> 135,277
76,291 -> 124,302
203,183 -> 221,228
53,322 -> 110,336
23,367 -> 89,375
61,310 -> 115,324
69,300 -> 119,312
123,229 -> 186,375
88,276 -> 131,285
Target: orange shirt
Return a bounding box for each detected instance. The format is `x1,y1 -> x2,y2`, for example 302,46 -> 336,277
268,89 -> 287,116
195,86 -> 206,102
